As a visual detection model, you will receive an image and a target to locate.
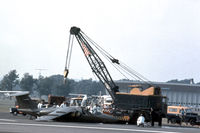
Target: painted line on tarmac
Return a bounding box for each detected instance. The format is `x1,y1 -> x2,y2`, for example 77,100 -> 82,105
0,122 -> 180,133
0,119 -> 16,122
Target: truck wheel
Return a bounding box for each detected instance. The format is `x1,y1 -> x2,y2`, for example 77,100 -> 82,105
22,113 -> 26,116
129,113 -> 138,124
170,118 -> 176,124
190,119 -> 195,126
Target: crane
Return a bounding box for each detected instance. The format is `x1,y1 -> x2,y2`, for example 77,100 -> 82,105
64,27 -> 119,100
64,26 -> 167,125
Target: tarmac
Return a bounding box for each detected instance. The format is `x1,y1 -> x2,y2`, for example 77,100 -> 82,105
0,99 -> 200,133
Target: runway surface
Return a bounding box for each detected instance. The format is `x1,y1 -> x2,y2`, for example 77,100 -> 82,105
0,112 -> 200,133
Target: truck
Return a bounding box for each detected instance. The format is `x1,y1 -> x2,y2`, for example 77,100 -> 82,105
167,106 -> 200,126
64,26 -> 167,126
184,112 -> 200,126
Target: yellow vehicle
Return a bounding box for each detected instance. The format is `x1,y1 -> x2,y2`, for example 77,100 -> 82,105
167,106 -> 191,115
167,106 -> 192,124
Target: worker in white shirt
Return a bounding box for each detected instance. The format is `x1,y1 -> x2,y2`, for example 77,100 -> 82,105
37,101 -> 43,109
137,114 -> 145,127
60,101 -> 67,108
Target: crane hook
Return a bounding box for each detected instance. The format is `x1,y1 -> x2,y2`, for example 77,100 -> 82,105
63,68 -> 69,84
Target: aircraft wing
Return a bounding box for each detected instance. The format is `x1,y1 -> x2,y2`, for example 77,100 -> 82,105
36,106 -> 121,123
0,91 -> 29,97
36,106 -> 82,121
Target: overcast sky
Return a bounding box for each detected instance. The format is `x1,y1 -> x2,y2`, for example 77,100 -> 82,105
0,0 -> 200,82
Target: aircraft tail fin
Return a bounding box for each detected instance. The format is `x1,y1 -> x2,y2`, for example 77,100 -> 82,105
11,92 -> 38,110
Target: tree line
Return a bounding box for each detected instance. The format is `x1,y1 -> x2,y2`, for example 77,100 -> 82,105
0,70 -> 105,97
1,70 -> 199,98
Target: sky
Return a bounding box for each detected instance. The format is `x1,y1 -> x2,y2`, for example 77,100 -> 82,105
0,0 -> 200,82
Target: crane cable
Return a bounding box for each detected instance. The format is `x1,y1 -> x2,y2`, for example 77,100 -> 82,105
81,31 -> 152,85
64,34 -> 74,80
82,32 -> 131,79
82,32 -> 115,59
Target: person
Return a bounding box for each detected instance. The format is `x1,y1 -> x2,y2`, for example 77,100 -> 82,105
180,108 -> 185,124
37,101 -> 43,109
180,108 -> 185,116
60,101 -> 67,108
96,104 -> 101,113
92,104 -> 97,114
137,114 -> 145,127
150,108 -> 155,126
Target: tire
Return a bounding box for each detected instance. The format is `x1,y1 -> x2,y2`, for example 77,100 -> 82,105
190,119 -> 196,126
129,114 -> 138,124
170,118 -> 176,124
22,113 -> 26,116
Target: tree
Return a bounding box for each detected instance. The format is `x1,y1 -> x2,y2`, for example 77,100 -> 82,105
55,81 -> 73,96
50,75 -> 75,96
37,77 -> 54,96
71,79 -> 105,95
0,70 -> 19,91
20,73 -> 36,93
